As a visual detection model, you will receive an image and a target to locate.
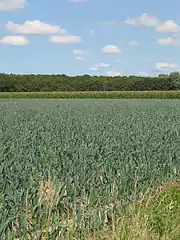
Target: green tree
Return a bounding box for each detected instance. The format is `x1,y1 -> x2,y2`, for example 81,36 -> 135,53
158,74 -> 168,78
169,72 -> 180,90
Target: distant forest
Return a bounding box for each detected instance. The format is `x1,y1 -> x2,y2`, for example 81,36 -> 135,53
0,72 -> 180,92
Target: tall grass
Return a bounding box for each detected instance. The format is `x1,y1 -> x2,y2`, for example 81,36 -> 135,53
1,91 -> 180,99
0,99 -> 180,239
86,182 -> 180,240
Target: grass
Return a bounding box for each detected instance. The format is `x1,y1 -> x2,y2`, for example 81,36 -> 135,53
1,91 -> 180,99
0,99 -> 180,239
86,181 -> 180,240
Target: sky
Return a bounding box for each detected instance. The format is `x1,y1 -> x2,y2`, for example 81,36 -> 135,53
0,0 -> 180,76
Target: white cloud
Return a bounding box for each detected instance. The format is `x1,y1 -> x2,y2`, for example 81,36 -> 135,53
95,63 -> 110,68
156,20 -> 180,33
6,20 -> 65,35
0,0 -> 26,11
125,13 -> 160,27
73,49 -> 87,56
124,13 -> 180,36
76,56 -> 86,61
156,62 -> 178,71
107,71 -> 121,77
155,37 -> 180,46
90,63 -> 110,71
129,41 -> 139,46
0,36 -> 29,46
69,0 -> 88,3
49,35 -> 82,44
103,45 -> 121,53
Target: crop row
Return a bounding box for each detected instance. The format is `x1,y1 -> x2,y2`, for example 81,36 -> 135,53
1,91 -> 180,99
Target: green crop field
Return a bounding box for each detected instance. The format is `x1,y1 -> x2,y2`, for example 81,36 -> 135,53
0,99 -> 180,239
1,91 -> 180,99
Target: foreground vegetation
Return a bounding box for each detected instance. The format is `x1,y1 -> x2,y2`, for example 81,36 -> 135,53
1,179 -> 180,239
1,91 -> 180,99
0,99 -> 180,239
88,182 -> 180,240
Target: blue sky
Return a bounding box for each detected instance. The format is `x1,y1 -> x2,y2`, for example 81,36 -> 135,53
0,0 -> 180,76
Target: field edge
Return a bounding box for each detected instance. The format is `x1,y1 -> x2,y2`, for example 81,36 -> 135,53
1,91 -> 180,99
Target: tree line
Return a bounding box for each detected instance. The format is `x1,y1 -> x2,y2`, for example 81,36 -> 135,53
0,72 -> 180,92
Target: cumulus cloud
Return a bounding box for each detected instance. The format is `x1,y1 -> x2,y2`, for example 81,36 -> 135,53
156,20 -> 180,33
95,63 -> 110,68
125,13 -> 160,27
49,35 -> 82,44
6,20 -> 65,35
103,45 -> 121,53
90,63 -> 110,72
0,0 -> 26,11
155,37 -> 180,46
0,36 -> 29,46
107,71 -> 121,77
76,56 -> 86,61
125,13 -> 180,35
73,49 -> 87,56
156,62 -> 178,71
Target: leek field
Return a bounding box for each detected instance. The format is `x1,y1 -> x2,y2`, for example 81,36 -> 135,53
0,99 -> 180,239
